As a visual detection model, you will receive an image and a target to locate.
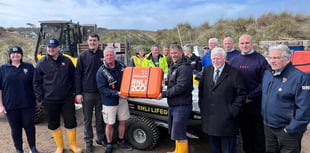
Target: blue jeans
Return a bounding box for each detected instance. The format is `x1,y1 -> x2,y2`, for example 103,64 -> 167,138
168,104 -> 192,140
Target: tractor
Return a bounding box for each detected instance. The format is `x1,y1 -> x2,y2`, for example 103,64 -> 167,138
33,20 -> 130,123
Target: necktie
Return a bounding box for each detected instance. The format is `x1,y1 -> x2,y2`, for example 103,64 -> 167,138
214,69 -> 220,83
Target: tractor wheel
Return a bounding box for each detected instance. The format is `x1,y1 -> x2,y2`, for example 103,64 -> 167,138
126,116 -> 159,150
34,105 -> 45,124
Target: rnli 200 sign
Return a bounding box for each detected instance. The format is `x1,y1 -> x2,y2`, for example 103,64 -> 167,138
120,67 -> 163,98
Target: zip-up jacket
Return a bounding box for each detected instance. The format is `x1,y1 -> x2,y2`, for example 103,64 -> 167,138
33,54 -> 75,101
162,56 -> 193,106
96,60 -> 125,106
262,62 -> 310,134
75,49 -> 103,94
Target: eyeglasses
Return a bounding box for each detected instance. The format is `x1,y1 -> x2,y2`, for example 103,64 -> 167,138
267,56 -> 284,60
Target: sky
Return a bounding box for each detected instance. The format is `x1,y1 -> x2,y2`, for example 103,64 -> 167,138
0,0 -> 309,31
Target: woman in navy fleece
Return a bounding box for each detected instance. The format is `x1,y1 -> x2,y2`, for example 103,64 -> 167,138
0,46 -> 39,153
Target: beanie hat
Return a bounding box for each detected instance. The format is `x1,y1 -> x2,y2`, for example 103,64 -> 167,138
8,45 -> 23,56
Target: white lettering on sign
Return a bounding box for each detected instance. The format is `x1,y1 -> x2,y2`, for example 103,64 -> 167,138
131,79 -> 147,92
132,74 -> 147,78
302,86 -> 310,90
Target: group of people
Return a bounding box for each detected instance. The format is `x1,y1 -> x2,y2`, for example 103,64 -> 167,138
139,34 -> 309,153
0,32 -> 309,153
199,34 -> 310,153
0,34 -> 132,153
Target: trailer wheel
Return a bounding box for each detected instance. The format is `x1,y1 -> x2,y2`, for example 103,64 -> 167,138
127,116 -> 159,150
34,105 -> 45,124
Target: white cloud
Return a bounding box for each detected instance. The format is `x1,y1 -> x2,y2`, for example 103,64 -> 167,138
0,0 -> 309,31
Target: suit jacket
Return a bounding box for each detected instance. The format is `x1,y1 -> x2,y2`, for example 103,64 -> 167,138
198,63 -> 247,136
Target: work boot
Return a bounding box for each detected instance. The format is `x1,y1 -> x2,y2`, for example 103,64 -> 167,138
96,139 -> 107,148
29,146 -> 39,153
105,144 -> 113,153
178,140 -> 188,153
167,140 -> 178,153
66,128 -> 82,153
117,139 -> 132,150
51,128 -> 64,153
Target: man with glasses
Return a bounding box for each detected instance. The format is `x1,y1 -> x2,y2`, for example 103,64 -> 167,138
262,44 -> 310,153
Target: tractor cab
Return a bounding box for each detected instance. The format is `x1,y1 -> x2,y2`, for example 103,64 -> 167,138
34,20 -> 85,66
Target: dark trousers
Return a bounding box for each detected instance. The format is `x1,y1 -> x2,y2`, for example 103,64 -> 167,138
209,135 -> 236,153
43,97 -> 77,130
264,125 -> 303,153
168,104 -> 192,140
6,106 -> 36,151
82,92 -> 105,145
239,112 -> 266,153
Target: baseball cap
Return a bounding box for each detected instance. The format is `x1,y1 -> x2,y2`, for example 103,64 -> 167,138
8,45 -> 23,56
46,38 -> 60,47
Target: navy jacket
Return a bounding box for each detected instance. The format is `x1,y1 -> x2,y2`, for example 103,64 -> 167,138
0,62 -> 36,110
162,56 -> 193,106
33,54 -> 75,101
189,53 -> 202,72
262,63 -> 310,134
96,60 -> 125,106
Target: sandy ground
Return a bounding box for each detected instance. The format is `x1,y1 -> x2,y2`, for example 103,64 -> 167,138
0,109 -> 210,153
0,109 -> 309,153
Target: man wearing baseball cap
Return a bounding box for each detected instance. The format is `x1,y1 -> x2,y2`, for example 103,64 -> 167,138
33,38 -> 82,153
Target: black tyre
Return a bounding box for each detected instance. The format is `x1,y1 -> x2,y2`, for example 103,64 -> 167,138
126,116 -> 159,150
34,105 -> 45,124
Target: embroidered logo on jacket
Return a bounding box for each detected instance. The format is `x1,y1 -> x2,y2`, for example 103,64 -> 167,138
23,68 -> 28,74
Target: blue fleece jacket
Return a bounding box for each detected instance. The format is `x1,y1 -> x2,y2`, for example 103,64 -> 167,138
262,63 -> 310,134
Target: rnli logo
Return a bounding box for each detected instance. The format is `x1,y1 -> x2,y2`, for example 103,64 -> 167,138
23,68 -> 28,74
282,77 -> 287,83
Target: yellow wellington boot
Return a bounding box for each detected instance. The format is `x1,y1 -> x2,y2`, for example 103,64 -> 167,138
51,128 -> 64,153
167,140 -> 178,153
177,140 -> 188,153
66,128 -> 82,153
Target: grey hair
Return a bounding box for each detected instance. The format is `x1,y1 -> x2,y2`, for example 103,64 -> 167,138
268,44 -> 292,58
151,44 -> 161,51
136,45 -> 144,52
183,44 -> 193,52
211,47 -> 227,58
104,46 -> 116,54
209,38 -> 219,44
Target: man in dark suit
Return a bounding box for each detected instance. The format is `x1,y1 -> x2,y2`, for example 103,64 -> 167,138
198,47 -> 247,153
